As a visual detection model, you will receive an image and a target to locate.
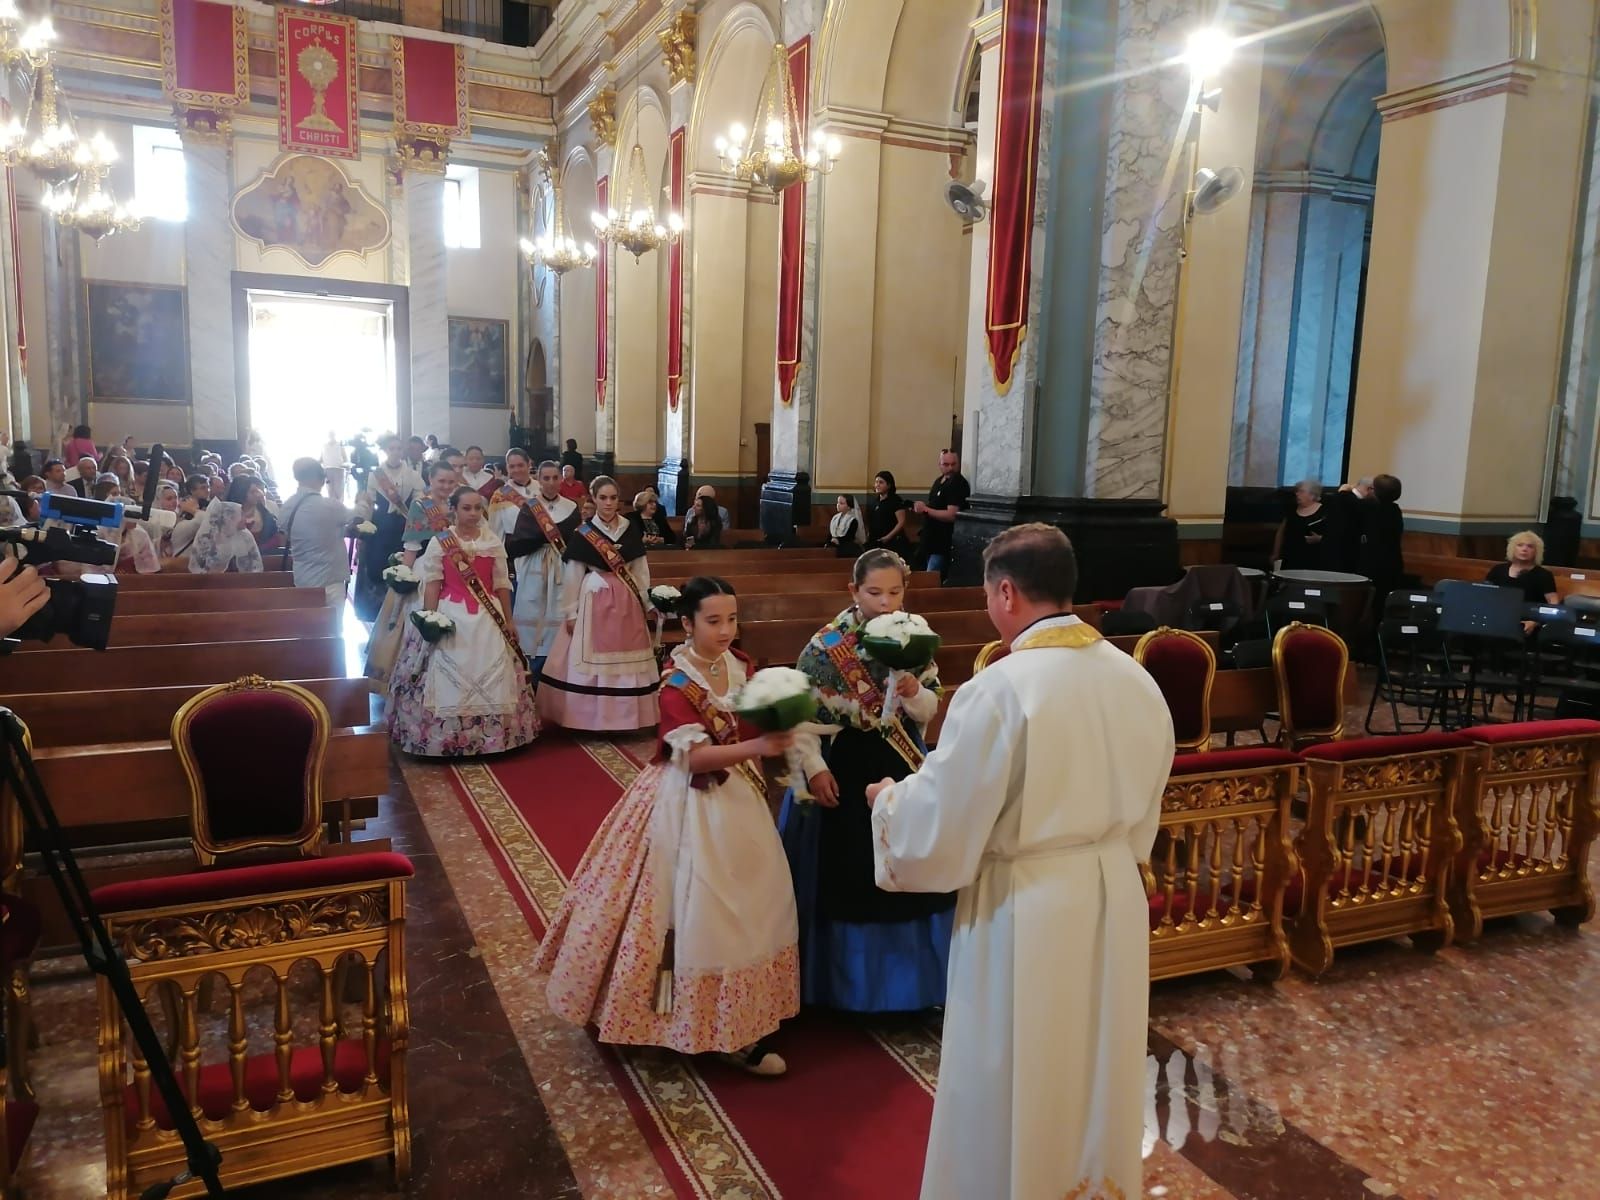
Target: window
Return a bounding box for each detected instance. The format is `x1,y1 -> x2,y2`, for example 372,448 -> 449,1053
442,163 -> 481,249
132,125 -> 186,222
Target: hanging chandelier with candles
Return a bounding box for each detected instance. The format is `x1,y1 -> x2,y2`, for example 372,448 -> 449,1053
45,132 -> 139,241
715,41 -> 839,194
591,140 -> 682,262
521,148 -> 596,275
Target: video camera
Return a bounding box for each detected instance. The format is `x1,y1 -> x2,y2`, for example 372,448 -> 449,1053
0,442 -> 168,651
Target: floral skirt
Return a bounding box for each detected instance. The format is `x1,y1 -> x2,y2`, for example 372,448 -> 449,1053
387,624 -> 540,757
534,762 -> 800,1054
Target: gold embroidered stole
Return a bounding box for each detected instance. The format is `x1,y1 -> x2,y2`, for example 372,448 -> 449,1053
580,523 -> 648,616
671,671 -> 767,798
436,531 -> 525,670
1011,622 -> 1103,653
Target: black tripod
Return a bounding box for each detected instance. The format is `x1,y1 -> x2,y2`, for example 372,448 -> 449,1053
0,709 -> 225,1197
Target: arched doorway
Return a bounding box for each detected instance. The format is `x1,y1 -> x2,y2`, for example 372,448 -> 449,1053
1231,9 -> 1385,488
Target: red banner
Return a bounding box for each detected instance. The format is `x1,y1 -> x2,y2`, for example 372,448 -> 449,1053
596,175 -> 609,409
666,127 -> 686,412
160,0 -> 248,109
277,9 -> 360,160
776,37 -> 810,406
391,35 -> 469,139
984,0 -> 1047,394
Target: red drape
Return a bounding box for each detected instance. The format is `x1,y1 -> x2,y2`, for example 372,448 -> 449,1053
160,0 -> 248,108
984,0 -> 1047,394
276,8 -> 360,159
596,175 -> 609,409
392,36 -> 469,137
666,127 -> 686,412
776,36 -> 810,406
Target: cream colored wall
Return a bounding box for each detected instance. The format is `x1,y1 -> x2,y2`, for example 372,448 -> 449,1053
447,164 -> 521,452
686,187 -> 749,475
741,196 -> 779,475
1165,42 -> 1265,529
612,98 -> 669,470
556,153 -> 599,456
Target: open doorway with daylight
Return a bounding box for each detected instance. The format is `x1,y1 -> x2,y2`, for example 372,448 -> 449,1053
239,283 -> 404,501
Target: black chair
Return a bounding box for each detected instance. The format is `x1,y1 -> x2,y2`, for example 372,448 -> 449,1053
1528,622 -> 1600,719
1365,606 -> 1460,734
1265,591 -> 1329,637
1184,597 -> 1242,638
1102,609 -> 1158,637
1435,581 -> 1532,726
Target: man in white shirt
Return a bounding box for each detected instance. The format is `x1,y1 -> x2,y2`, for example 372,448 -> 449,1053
280,457 -> 355,606
460,445 -> 500,495
498,455 -> 579,675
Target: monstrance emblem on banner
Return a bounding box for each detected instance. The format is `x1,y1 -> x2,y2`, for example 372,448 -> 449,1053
296,42 -> 341,134
276,8 -> 360,159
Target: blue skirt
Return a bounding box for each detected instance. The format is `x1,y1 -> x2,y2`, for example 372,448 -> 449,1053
778,792 -> 952,1012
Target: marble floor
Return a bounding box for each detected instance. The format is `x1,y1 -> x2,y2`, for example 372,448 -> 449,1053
16,693 -> 1600,1199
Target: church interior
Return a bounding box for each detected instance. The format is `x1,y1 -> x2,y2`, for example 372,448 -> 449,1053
0,0 -> 1597,1196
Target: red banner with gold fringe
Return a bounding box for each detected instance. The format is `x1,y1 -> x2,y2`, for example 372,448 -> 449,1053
160,0 -> 248,109
984,0 -> 1047,394
666,127 -> 686,412
596,175 -> 609,409
391,35 -> 469,139
276,8 -> 360,160
776,36 -> 810,406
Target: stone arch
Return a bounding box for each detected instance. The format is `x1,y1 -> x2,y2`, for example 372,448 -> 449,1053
689,3 -> 779,175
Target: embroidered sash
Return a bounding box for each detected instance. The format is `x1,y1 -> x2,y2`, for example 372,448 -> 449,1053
579,523 -> 648,616
499,486 -> 568,555
668,668 -> 767,799
817,625 -> 925,774
373,468 -> 405,513
435,531 -> 526,672
407,495 -> 451,542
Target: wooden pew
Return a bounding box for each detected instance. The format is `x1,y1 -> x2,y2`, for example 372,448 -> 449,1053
651,548 -> 840,569
21,605 -> 341,650
0,637 -> 346,692
727,587 -> 986,624
115,572 -> 299,591
653,570 -> 941,593
1408,553 -> 1600,600
116,587 -> 329,616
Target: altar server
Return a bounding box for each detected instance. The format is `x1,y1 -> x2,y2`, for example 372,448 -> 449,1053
866,524 -> 1174,1200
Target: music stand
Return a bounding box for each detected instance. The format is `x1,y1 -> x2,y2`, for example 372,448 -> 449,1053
1436,581 -> 1529,724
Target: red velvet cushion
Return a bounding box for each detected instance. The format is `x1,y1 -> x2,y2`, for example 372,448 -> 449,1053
0,894 -> 39,968
1302,732 -> 1469,763
1170,747 -> 1301,776
1459,719 -> 1600,745
1141,636 -> 1212,744
128,1039 -> 390,1131
1148,889 -> 1198,929
6,1097 -> 36,1163
183,689 -> 321,848
1280,628 -> 1345,730
91,852 -> 414,915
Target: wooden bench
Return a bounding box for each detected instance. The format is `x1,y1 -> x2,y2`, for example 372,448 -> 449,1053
116,587 -> 330,615
729,587 -> 986,623
651,548 -> 841,569
21,605 -> 341,650
0,638 -> 346,692
1408,554 -> 1600,600
115,572 -> 299,591
652,570 -> 941,593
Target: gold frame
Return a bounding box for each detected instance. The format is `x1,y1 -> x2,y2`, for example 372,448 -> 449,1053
1133,626 -> 1217,753
972,639 -> 1007,674
82,280 -> 192,406
1271,621 -> 1349,751
170,675 -> 330,866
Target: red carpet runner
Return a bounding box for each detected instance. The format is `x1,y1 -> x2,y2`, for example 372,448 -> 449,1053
448,732 -> 937,1199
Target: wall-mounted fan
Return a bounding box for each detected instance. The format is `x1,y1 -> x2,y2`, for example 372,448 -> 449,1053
1191,166 -> 1245,216
944,179 -> 988,223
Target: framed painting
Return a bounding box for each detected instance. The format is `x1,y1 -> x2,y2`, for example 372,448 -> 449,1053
449,316 -> 509,408
83,281 -> 191,404
231,154 -> 390,270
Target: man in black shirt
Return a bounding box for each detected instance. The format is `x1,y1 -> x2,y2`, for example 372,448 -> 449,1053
560,439 -> 584,480
914,449 -> 971,579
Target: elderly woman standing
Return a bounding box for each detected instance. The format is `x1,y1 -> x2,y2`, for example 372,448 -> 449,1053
1486,531 -> 1559,604
1272,479 -> 1331,570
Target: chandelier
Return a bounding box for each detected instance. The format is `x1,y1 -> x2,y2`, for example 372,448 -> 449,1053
715,41 -> 839,194
43,132 -> 140,242
0,11 -> 81,192
521,150 -> 595,275
591,141 -> 683,262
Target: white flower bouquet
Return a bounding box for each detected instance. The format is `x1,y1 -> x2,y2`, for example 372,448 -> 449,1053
354,520 -> 378,538
860,611 -> 941,672
733,666 -> 818,731
649,584 -> 683,615
409,609 -> 456,643
382,563 -> 420,595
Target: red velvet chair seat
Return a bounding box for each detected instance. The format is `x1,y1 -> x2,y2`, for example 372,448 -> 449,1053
1142,635 -> 1213,746
1170,747 -> 1301,775
1279,628 -> 1346,729
92,852 -> 415,915
181,689 -> 325,847
1301,732 -> 1469,763
1458,719 -> 1600,744
129,1039 -> 391,1132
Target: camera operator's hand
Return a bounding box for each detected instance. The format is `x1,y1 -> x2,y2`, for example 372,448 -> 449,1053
0,557 -> 49,637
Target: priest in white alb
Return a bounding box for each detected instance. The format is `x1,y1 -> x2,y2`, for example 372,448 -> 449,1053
866,523 -> 1174,1200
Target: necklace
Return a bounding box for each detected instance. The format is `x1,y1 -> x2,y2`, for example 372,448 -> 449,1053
685,647 -> 724,677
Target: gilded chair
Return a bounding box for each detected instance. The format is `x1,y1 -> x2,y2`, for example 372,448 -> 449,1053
0,724 -> 36,1109
171,676 -> 331,865
1272,622 -> 1349,751
91,851 -> 414,1199
1148,748 -> 1301,981
1291,732 -> 1471,975
1451,719 -> 1600,941
1135,627 -> 1218,753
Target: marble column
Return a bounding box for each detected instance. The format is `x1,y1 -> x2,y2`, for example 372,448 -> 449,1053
1081,0 -> 1196,501
405,171 -> 450,445
760,0 -> 823,542
182,134 -> 238,447
658,80 -> 694,513
1555,85 -> 1600,508
593,145 -> 617,462
40,215 -> 82,437
0,162 -> 24,442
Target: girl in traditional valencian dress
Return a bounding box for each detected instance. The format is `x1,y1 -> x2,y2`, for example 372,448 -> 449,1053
535,577 -> 801,1075
365,460 -> 456,686
780,549 -> 954,1012
387,487 -> 540,757
537,475 -> 660,731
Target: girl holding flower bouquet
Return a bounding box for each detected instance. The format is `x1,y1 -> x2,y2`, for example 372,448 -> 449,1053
365,460 -> 456,686
388,487 -> 540,757
535,577 -> 800,1076
779,548 -> 954,1012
